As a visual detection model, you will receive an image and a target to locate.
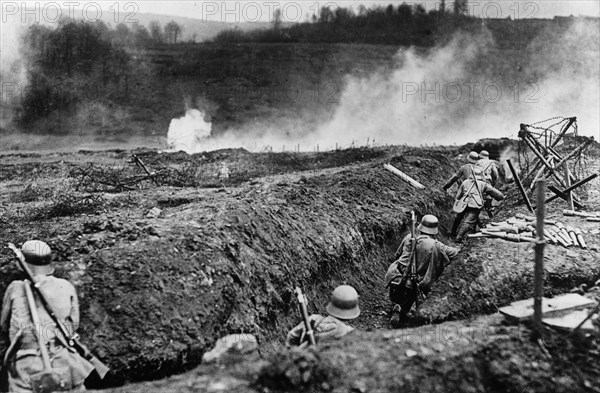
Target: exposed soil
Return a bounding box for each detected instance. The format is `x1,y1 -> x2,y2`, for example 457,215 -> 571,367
1,143 -> 599,391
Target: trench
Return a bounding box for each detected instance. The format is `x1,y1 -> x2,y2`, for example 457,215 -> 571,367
107,206 -> 597,388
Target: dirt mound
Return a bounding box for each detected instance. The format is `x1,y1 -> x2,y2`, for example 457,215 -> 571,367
102,316 -> 600,393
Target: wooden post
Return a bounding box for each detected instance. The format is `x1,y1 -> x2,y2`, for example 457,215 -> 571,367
550,117 -> 576,149
533,179 -> 546,340
507,159 -> 534,212
563,163 -> 574,211
132,154 -> 158,186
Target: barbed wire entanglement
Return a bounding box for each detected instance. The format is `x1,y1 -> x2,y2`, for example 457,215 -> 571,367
516,116 -> 597,208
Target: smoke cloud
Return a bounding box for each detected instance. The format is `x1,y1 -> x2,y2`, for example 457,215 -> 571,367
167,109 -> 213,153
0,19 -> 28,129
199,17 -> 599,151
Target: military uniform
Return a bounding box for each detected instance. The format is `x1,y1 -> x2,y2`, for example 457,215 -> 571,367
455,177 -> 504,242
443,163 -> 479,191
442,151 -> 481,192
386,230 -> 459,320
286,285 -> 360,347
1,241 -> 94,392
286,315 -> 354,347
477,158 -> 499,186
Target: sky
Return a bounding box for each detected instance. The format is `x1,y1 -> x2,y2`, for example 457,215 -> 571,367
2,1 -> 599,25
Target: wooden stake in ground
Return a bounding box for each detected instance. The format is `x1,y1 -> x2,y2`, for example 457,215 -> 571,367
563,163 -> 574,211
506,159 -> 534,212
533,179 -> 546,340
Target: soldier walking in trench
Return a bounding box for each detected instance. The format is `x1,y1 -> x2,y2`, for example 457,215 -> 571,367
385,215 -> 460,327
477,150 -> 501,219
477,150 -> 499,187
442,151 -> 481,237
1,241 -> 95,392
453,168 -> 505,243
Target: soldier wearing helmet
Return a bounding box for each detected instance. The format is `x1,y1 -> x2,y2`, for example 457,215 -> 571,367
0,241 -> 94,392
454,168 -> 505,243
477,150 -> 499,187
442,151 -> 480,193
385,215 -> 460,327
286,285 -> 360,347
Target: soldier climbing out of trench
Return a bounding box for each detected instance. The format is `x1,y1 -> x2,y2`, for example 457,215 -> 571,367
442,151 -> 481,237
385,215 -> 460,328
286,285 -> 360,347
454,168 -> 505,243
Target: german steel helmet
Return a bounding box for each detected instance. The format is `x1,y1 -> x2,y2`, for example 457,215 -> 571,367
326,285 -> 360,320
480,150 -> 490,158
21,240 -> 54,275
467,151 -> 480,164
418,215 -> 439,235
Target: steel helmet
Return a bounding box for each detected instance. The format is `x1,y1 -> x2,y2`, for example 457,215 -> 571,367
326,285 -> 360,320
418,215 -> 439,235
480,150 -> 490,158
21,240 -> 54,276
467,151 -> 480,164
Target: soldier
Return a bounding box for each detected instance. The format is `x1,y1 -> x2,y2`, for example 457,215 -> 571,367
385,215 -> 460,327
454,170 -> 505,243
477,150 -> 499,187
1,241 -> 95,392
442,151 -> 480,192
477,150 -> 500,219
286,285 -> 360,347
443,151 -> 480,236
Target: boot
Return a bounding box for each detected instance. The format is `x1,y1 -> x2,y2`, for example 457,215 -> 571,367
389,304 -> 402,328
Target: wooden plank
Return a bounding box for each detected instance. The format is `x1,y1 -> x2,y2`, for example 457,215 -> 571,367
563,164 -> 574,211
533,180 -> 545,340
383,164 -> 425,189
499,293 -> 596,321
543,309 -> 596,332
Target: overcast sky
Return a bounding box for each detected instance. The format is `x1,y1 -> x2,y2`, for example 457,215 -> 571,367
5,1 -> 600,24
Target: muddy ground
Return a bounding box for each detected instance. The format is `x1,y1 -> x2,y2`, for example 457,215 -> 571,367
0,141 -> 599,391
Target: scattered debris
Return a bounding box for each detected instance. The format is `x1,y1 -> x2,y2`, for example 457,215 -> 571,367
468,215 -> 592,248
201,334 -> 258,363
499,293 -> 597,321
146,207 -> 162,218
563,209 -> 600,219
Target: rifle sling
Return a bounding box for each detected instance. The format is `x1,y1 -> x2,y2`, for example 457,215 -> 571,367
468,167 -> 484,207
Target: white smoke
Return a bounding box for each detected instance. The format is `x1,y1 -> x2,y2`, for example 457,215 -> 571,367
0,18 -> 28,129
167,109 -> 212,153
194,18 -> 599,151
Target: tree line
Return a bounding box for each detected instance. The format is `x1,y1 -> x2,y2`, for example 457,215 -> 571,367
214,1 -> 475,46
17,19 -> 185,128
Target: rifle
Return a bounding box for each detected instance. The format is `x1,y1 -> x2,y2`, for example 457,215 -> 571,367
409,211 -> 425,303
294,287 -> 316,347
7,243 -> 110,380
